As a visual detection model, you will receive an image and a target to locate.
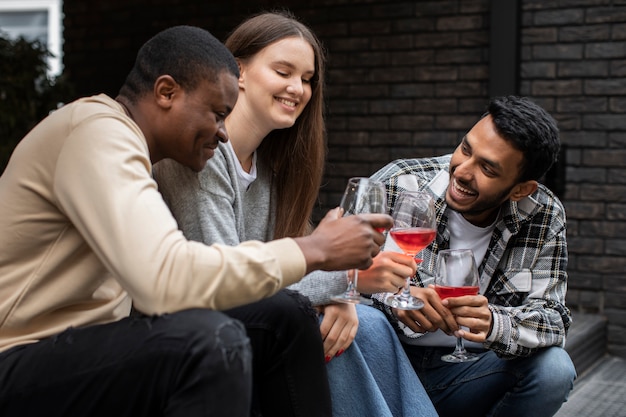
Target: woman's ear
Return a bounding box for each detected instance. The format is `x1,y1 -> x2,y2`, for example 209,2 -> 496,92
237,59 -> 246,90
510,180 -> 538,201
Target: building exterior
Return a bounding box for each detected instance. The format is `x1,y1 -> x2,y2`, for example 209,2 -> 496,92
58,0 -> 626,358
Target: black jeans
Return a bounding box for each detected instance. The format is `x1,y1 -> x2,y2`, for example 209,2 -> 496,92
225,289 -> 332,417
0,309 -> 251,417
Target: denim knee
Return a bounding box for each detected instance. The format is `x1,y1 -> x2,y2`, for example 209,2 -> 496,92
534,347 -> 577,392
355,305 -> 393,334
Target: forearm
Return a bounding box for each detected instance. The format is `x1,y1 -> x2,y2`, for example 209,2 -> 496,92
131,238 -> 306,314
486,299 -> 569,358
485,237 -> 570,356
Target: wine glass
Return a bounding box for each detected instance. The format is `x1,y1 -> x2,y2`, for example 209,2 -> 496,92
384,191 -> 436,310
434,248 -> 480,363
331,177 -> 387,305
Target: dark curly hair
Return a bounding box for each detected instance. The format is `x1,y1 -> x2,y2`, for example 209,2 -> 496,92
118,25 -> 239,103
485,96 -> 560,182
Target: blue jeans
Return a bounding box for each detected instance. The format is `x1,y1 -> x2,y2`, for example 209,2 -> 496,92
326,305 -> 438,417
0,309 -> 251,417
403,344 -> 576,417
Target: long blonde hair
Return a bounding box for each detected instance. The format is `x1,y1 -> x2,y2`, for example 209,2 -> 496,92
225,11 -> 327,238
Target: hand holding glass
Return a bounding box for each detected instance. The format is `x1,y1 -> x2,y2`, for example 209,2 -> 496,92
434,248 -> 480,363
331,177 -> 387,305
384,191 -> 436,310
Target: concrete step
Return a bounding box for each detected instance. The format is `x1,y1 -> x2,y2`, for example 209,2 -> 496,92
565,312 -> 607,377
553,312 -> 618,417
554,356 -> 626,417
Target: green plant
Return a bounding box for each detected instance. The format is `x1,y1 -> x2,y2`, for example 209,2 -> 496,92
0,31 -> 73,174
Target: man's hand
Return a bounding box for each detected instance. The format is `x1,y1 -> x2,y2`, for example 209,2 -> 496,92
394,286 -> 459,335
295,208 -> 393,274
443,294 -> 492,343
357,251 -> 416,294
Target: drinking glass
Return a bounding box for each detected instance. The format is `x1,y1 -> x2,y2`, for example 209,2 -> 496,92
383,191 -> 436,310
330,177 -> 387,305
434,248 -> 480,363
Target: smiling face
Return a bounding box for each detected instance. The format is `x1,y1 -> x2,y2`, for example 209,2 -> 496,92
446,115 -> 535,227
157,71 -> 239,172
236,37 -> 315,133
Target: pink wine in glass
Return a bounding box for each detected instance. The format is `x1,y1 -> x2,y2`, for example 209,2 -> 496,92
389,227 -> 436,255
434,285 -> 479,299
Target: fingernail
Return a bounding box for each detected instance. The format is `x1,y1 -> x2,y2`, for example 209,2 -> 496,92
335,349 -> 344,357
325,355 -> 331,363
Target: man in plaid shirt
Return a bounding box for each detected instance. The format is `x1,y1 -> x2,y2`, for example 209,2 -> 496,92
370,96 -> 576,417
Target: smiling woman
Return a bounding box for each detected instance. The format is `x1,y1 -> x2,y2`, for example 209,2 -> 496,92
153,10 -> 437,417
227,36 -> 314,173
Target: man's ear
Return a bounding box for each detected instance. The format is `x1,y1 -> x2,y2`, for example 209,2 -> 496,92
154,75 -> 179,109
510,180 -> 538,201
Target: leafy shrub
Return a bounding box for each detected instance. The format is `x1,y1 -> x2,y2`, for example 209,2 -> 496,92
0,32 -> 73,173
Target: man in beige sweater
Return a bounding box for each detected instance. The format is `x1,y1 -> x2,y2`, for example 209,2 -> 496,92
0,26 -> 391,417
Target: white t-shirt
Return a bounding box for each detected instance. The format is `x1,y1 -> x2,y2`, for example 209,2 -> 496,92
448,209 -> 496,269
403,208 -> 497,347
225,140 -> 257,189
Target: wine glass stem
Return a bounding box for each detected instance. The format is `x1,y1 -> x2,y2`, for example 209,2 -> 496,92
400,277 -> 412,297
400,257 -> 421,298
455,336 -> 467,355
347,268 -> 359,296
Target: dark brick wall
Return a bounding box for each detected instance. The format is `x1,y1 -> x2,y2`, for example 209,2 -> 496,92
518,0 -> 626,357
61,0 -> 626,357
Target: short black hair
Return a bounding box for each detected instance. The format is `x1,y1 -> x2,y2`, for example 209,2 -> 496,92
485,96 -> 560,182
118,25 -> 239,102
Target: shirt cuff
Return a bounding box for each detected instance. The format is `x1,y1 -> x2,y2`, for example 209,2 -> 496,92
263,238 -> 307,287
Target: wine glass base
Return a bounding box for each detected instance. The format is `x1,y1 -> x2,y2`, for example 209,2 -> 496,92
383,294 -> 424,310
331,294 -> 373,305
441,352 -> 480,363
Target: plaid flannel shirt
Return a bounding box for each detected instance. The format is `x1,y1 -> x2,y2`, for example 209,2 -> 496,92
370,155 -> 571,359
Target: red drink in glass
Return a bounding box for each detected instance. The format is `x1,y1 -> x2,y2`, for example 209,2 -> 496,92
389,227 -> 436,255
434,285 -> 479,300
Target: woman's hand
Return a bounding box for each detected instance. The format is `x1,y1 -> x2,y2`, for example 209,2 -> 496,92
318,303 -> 358,362
357,251 -> 416,294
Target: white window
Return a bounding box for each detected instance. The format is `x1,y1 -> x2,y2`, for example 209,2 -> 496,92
0,0 -> 63,76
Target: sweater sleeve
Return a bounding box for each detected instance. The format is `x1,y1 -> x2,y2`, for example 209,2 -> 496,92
54,113 -> 305,314
287,269 -> 348,306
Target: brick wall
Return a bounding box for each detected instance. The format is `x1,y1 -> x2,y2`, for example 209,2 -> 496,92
62,0 -> 626,357
518,0 -> 626,357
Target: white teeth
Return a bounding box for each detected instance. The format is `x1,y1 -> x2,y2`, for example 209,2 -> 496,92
277,98 -> 296,107
454,179 -> 476,195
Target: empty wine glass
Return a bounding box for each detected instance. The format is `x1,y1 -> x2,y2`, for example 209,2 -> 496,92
331,177 -> 387,305
434,248 -> 480,363
384,191 -> 436,310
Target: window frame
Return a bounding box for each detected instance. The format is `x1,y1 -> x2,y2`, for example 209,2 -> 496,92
0,0 -> 63,75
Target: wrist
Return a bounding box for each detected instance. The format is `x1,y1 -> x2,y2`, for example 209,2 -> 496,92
294,235 -> 327,274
